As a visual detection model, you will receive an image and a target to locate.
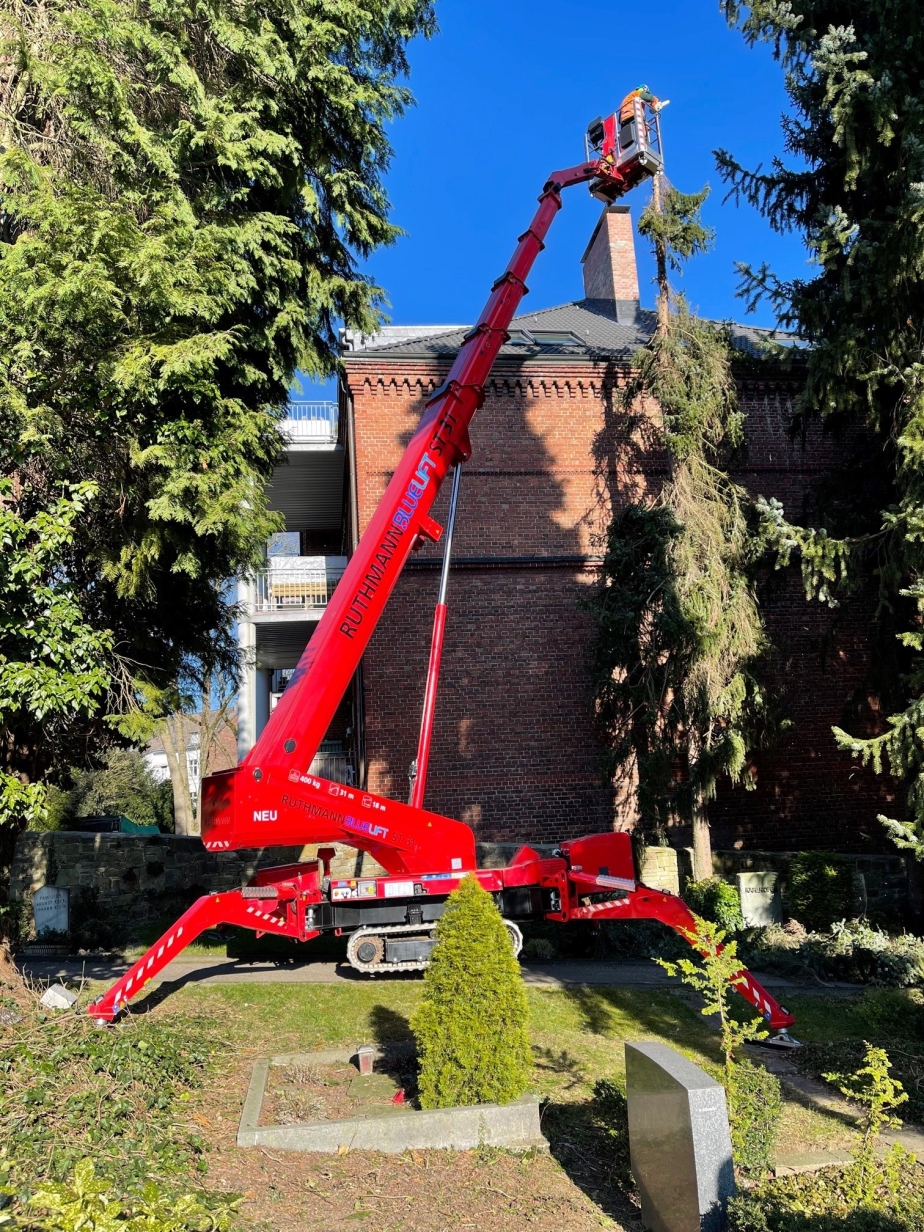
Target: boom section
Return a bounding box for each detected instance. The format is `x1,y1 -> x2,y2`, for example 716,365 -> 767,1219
236,161 -> 622,780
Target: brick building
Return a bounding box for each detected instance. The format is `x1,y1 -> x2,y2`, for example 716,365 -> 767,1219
339,204 -> 896,853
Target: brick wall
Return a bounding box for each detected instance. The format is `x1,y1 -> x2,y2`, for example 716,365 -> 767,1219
346,357 -> 896,852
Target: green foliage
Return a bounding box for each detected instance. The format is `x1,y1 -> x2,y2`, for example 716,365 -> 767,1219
0,0 -> 434,821
638,184 -> 713,272
788,852 -> 856,932
586,283 -> 769,851
719,0 -> 924,855
727,1057 -> 782,1175
27,1158 -> 234,1232
411,876 -> 532,1109
743,920 -> 924,988
683,877 -> 744,933
733,1043 -> 914,1230
590,1078 -> 632,1188
0,482 -> 112,829
656,914 -> 780,1171
0,1011 -> 214,1191
656,914 -> 768,1068
729,1148 -> 924,1232
825,1043 -> 908,1184
62,747 -> 173,831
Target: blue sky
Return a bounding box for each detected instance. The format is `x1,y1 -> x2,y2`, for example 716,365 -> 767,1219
300,0 -> 805,397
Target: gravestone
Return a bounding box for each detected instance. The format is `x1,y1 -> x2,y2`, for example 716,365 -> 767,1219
736,871 -> 782,928
32,886 -> 69,936
626,1041 -> 735,1232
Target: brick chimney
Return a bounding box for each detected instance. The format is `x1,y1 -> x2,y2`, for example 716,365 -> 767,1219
581,205 -> 640,321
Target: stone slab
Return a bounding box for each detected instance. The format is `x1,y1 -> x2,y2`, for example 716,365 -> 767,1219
39,983 -> 78,1010
774,1150 -> 853,1176
737,872 -> 782,928
626,1041 -> 735,1232
238,1049 -> 546,1154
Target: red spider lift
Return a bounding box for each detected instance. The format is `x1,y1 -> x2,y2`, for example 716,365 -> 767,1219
89,93 -> 798,1046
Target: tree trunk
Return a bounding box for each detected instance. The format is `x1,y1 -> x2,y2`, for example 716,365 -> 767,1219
688,731 -> 713,881
161,715 -> 195,836
692,800 -> 713,882
651,172 -> 671,337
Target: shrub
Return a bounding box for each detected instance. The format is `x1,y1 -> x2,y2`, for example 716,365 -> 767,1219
411,876 -> 532,1109
730,1043 -> 918,1231
28,1158 -> 233,1232
788,852 -> 856,932
740,919 -> 924,988
727,1058 -> 782,1175
683,877 -> 744,932
729,1150 -> 924,1232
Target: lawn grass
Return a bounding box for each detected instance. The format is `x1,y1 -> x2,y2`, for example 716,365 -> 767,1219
65,975 -> 919,1230
91,977 -> 878,1159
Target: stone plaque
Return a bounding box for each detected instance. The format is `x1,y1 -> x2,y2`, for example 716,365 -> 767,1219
32,885 -> 69,936
737,871 -> 781,928
626,1041 -> 735,1232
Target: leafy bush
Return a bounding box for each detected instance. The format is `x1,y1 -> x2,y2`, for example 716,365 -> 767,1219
521,937 -> 556,960
683,877 -> 744,932
28,1158 -> 233,1232
56,748 -> 174,832
729,1149 -> 924,1232
788,852 -> 856,932
411,876 -> 532,1109
740,919 -> 924,988
727,1058 -> 781,1175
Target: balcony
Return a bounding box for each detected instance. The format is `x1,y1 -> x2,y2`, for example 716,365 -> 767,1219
246,555 -> 347,622
280,401 -> 339,447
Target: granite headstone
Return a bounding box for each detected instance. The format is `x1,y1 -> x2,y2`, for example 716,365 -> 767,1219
626,1041 -> 735,1232
32,885 -> 69,936
736,871 -> 782,928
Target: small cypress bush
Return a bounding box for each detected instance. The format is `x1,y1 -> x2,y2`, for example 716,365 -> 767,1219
411,876 -> 532,1109
788,852 -> 856,932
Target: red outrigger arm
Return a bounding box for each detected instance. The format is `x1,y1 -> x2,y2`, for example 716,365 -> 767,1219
88,102 -> 796,1040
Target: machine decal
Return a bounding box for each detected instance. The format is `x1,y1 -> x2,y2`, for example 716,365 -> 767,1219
383,880 -> 415,899
339,525 -> 404,639
393,452 -> 438,531
280,795 -> 344,824
252,810 -> 278,822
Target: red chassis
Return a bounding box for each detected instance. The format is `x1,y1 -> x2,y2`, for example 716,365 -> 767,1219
89,97 -> 796,1041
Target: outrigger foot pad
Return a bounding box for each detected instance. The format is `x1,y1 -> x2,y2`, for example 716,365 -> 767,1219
760,1030 -> 801,1051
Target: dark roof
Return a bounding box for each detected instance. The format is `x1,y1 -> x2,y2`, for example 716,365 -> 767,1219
341,299 -> 794,363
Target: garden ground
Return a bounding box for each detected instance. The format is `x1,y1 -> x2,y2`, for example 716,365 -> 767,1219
65,975 -> 916,1232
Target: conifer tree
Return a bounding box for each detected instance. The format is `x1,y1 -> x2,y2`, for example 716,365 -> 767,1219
0,0 -> 434,827
588,184 -> 768,877
411,876 -> 532,1109
719,1 -> 924,856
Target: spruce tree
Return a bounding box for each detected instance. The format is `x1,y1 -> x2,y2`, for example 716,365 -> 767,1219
411,877 -> 532,1109
719,1 -> 924,855
0,0 -> 434,827
587,185 -> 768,876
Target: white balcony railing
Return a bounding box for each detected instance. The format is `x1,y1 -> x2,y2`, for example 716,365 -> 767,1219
249,555 -> 347,615
280,400 -> 339,445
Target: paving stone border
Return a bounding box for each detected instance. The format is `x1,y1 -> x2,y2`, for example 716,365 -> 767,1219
237,1046 -> 547,1154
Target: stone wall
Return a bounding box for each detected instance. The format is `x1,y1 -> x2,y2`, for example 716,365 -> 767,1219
10,831 -> 385,930
712,848 -> 916,920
